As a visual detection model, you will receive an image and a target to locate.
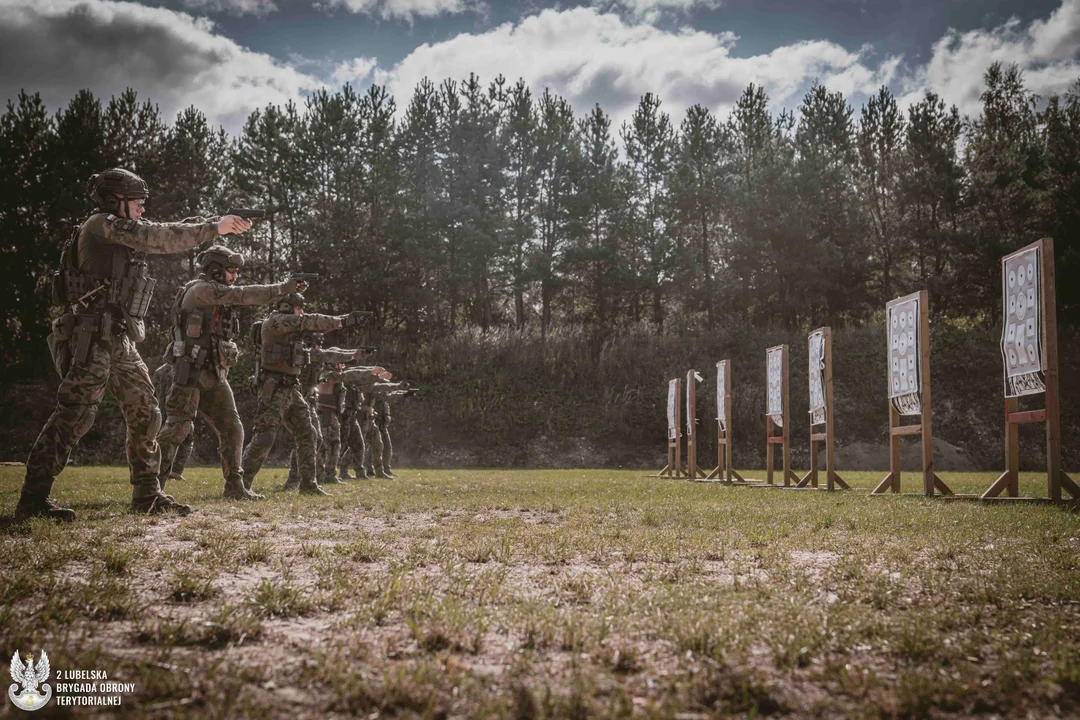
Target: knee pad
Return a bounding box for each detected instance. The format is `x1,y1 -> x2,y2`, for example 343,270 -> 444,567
146,407 -> 162,442
62,402 -> 99,441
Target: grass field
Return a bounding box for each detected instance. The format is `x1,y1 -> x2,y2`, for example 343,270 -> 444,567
1,466 -> 1078,719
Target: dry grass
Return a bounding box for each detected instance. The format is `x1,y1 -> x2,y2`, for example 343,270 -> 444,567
1,465 -> 1078,719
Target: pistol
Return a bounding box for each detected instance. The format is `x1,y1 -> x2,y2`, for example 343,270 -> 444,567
226,207 -> 266,220
290,272 -> 320,282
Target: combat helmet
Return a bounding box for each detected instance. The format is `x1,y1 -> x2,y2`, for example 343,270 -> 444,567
197,245 -> 244,281
275,292 -> 305,313
85,168 -> 149,213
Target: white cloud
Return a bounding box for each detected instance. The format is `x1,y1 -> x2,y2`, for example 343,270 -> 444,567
317,0 -> 483,22
179,0 -> 278,16
899,0 -> 1080,115
331,57 -> 378,87
0,0 -> 324,134
374,7 -> 895,131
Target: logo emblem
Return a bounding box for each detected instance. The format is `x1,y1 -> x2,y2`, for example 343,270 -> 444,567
8,650 -> 52,711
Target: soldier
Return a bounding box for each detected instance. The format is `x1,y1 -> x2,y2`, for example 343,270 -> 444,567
241,297 -> 369,496
153,356 -> 194,484
156,246 -> 306,501
15,168 -> 252,522
283,333 -> 359,489
338,385 -> 366,480
360,382 -> 408,479
313,363 -> 347,485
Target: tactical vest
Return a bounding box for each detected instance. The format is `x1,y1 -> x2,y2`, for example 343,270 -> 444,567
261,318 -> 310,372
52,219 -> 156,324
316,381 -> 346,414
170,279 -> 241,381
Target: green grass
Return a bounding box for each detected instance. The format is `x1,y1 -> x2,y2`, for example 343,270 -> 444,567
1,465 -> 1078,719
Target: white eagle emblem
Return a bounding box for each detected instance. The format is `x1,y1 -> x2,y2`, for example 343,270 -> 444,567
8,650 -> 53,711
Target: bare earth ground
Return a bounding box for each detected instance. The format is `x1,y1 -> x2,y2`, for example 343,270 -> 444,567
1,467 -> 1078,719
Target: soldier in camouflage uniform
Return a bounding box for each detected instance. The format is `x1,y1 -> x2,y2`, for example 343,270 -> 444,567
156,246 -> 305,501
15,168 -> 252,522
338,385 -> 366,479
153,356 -> 195,483
283,333 -> 360,488
313,363 -> 348,485
241,298 -> 370,496
360,382 -> 409,479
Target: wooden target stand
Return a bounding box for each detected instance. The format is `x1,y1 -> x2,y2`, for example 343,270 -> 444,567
656,377 -> 686,478
872,290 -> 953,497
794,327 -> 849,491
765,345 -> 799,486
705,359 -> 749,483
973,238 -> 1078,505
684,370 -> 708,479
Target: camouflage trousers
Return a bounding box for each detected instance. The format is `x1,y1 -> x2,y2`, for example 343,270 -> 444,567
168,421 -> 195,478
243,383 -> 318,490
339,411 -> 365,476
24,332 -> 162,499
158,368 -> 243,490
362,418 -> 384,472
286,402 -> 322,484
380,424 -> 393,472
316,407 -> 341,482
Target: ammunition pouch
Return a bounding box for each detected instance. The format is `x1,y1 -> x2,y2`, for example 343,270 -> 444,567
263,340 -> 309,368
218,339 -> 240,370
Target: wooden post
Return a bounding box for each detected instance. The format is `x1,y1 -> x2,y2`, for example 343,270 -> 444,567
707,360 -> 746,482
685,370 -> 706,479
872,290 -> 952,497
797,328 -> 848,490
766,345 -> 796,486
658,378 -> 685,478
982,238 -> 1077,502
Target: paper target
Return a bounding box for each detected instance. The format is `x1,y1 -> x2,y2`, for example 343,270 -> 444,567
686,370 -> 702,435
887,294 -> 921,415
716,361 -> 727,430
1001,246 -> 1045,397
667,379 -> 677,439
767,347 -> 784,426
808,331 -> 825,424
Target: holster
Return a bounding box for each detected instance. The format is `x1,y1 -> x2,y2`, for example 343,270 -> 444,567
72,314 -> 103,366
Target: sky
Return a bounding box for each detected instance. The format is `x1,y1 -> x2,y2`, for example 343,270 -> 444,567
1,0 -> 1078,135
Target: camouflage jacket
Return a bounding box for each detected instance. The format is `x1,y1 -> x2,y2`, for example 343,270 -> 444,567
260,312 -> 344,376
77,213 -> 218,277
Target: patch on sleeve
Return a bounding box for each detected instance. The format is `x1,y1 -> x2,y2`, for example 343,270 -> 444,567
106,216 -> 138,231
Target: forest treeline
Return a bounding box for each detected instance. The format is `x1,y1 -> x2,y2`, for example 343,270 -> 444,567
2,61 -> 1079,375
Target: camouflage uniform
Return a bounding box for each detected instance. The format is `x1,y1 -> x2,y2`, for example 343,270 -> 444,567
376,397 -> 395,478
153,361 -> 195,481
358,383 -> 407,478
241,314 -> 361,495
20,211 -> 219,520
284,344 -> 354,488
313,370 -> 347,484
339,386 -> 366,479
157,261 -> 295,500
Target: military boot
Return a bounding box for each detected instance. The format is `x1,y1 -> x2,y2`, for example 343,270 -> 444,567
322,473 -> 343,485
299,480 -> 330,496
169,472 -> 188,482
383,467 -> 397,479
14,492 -> 76,523
340,470 -> 357,480
130,492 -> 192,516
373,464 -> 392,479
223,476 -> 265,501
